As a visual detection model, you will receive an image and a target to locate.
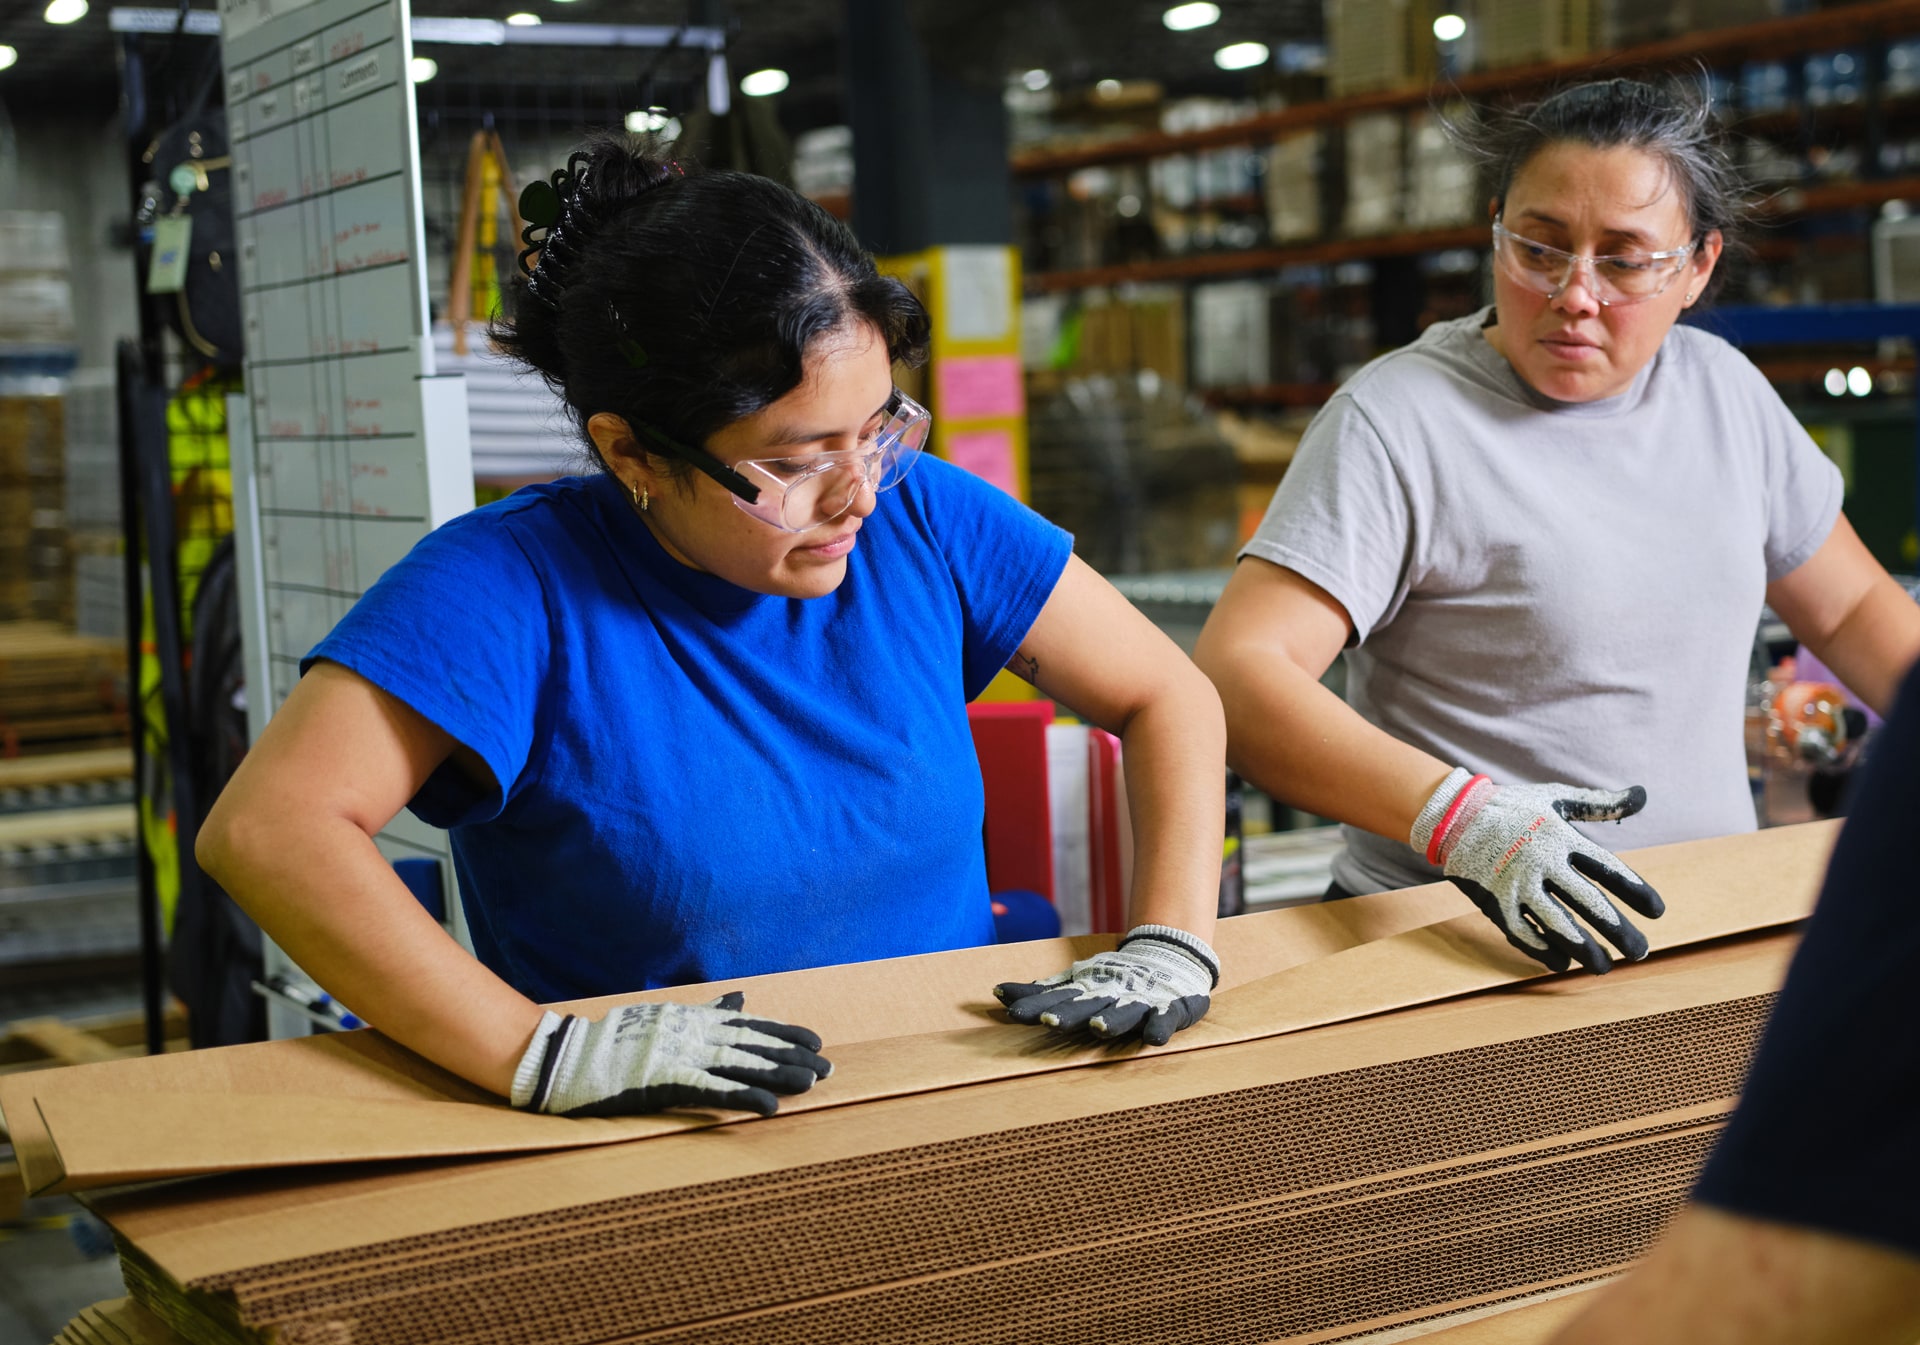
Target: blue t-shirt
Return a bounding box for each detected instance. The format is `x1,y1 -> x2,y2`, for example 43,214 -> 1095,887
1692,656 -> 1920,1259
306,457 -> 1072,1002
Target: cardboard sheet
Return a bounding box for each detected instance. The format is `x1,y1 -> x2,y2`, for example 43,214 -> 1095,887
91,932 -> 1793,1287
10,822 -> 1832,1195
1,866 -> 1472,1194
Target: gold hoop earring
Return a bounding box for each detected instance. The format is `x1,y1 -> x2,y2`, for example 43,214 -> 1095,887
631,480 -> 649,512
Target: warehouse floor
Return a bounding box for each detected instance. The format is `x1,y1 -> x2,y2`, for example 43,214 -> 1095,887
0,1208 -> 124,1345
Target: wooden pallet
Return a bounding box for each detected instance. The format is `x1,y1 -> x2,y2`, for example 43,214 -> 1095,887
0,622 -> 129,758
0,748 -> 132,791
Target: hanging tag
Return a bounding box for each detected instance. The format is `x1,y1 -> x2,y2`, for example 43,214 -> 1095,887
148,214 -> 193,295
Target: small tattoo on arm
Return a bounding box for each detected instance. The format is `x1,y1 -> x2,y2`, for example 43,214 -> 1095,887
1009,650 -> 1039,684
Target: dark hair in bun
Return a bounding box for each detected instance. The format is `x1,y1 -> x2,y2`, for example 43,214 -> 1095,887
493,132 -> 931,476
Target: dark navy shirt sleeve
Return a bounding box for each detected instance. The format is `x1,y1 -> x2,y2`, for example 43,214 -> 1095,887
1693,657 -> 1920,1259
904,456 -> 1073,700
302,505 -> 553,828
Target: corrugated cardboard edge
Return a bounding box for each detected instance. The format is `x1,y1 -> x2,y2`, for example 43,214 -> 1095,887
58,1297 -> 187,1345
15,821 -> 1834,1196
91,932 -> 1797,1285
1377,1282 -> 1609,1342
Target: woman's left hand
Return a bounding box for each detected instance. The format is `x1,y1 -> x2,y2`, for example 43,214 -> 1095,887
994,925 -> 1219,1046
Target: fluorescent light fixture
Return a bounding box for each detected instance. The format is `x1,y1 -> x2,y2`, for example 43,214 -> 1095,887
1433,13 -> 1466,40
1213,40 -> 1267,70
625,107 -> 680,137
1162,2 -> 1220,30
1022,68 -> 1050,91
1824,368 -> 1846,396
505,11 -> 541,25
0,45 -> 15,70
1848,365 -> 1872,396
409,55 -> 438,82
45,0 -> 88,23
107,8 -> 728,46
739,67 -> 788,96
410,17 -> 504,43
1095,78 -> 1122,96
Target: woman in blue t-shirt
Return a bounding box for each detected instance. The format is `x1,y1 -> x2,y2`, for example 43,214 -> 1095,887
197,137 -> 1228,1120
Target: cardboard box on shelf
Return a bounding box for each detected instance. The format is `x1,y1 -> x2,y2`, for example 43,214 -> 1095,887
1264,129 -> 1324,243
1328,0 -> 1441,98
1191,280 -> 1274,388
1478,0 -> 1597,69
1343,111 -> 1407,238
1407,108 -> 1480,230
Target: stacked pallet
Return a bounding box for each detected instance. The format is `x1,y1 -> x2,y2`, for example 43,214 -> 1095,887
5,824 -> 1834,1345
0,623 -> 129,758
0,391 -> 73,626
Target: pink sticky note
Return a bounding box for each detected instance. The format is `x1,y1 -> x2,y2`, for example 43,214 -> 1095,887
947,429 -> 1019,496
937,355 -> 1025,420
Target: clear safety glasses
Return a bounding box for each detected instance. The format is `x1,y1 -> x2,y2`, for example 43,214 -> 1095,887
636,388 -> 932,534
1491,218 -> 1697,307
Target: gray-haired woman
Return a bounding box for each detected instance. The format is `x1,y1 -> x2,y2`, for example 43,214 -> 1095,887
1196,77 -> 1920,974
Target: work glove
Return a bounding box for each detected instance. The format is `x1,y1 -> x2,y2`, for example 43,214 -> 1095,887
1411,767 -> 1666,976
509,992 -> 831,1118
994,924 -> 1219,1046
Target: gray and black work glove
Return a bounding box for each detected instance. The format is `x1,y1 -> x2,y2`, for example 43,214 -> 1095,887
1411,767 -> 1667,976
509,992 -> 831,1118
994,924 -> 1219,1046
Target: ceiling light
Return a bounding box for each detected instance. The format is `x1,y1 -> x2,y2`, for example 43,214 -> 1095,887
0,46 -> 15,71
1213,41 -> 1268,70
1433,13 -> 1466,40
740,67 -> 789,96
409,55 -> 438,82
1848,365 -> 1872,396
44,0 -> 88,24
1095,78 -> 1122,97
1022,68 -> 1051,91
1162,2 -> 1220,30
504,11 -> 540,24
625,107 -> 680,137
1824,368 -> 1846,396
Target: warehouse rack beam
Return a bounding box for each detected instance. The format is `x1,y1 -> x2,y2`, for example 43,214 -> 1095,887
1024,174 -> 1920,294
1011,0 -> 1920,177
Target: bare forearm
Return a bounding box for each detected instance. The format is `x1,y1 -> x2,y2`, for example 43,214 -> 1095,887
200,814 -> 541,1097
1217,657 -> 1451,844
1552,1206 -> 1920,1345
1118,676 -> 1226,942
1803,577 -> 1920,717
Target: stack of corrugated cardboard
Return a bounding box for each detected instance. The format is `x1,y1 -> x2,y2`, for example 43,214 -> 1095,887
15,823 -> 1834,1345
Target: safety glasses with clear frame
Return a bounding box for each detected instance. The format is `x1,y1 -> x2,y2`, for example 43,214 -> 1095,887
1491,218 -> 1698,307
635,388 -> 932,534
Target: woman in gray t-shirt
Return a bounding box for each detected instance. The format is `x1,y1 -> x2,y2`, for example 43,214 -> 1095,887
1196,77 -> 1920,976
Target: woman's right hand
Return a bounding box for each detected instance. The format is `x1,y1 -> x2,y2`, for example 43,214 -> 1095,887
1412,767 -> 1667,975
509,992 -> 832,1117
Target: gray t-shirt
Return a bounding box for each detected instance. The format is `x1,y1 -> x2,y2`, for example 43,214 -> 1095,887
1243,307 -> 1844,895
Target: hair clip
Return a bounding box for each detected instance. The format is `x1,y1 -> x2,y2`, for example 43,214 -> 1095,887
516,151 -> 593,301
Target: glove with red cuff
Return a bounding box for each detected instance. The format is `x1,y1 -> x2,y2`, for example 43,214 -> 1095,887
1412,767 -> 1666,975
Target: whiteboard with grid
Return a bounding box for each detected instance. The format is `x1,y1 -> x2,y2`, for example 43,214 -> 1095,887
218,0 -> 475,1031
